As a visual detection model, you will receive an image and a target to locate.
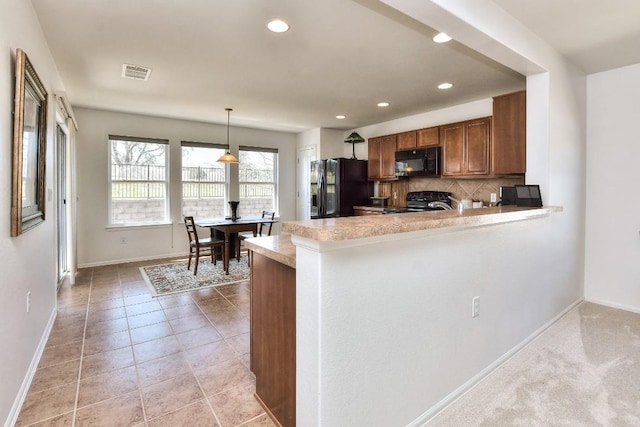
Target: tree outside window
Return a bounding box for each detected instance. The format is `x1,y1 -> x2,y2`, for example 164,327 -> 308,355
109,137 -> 168,225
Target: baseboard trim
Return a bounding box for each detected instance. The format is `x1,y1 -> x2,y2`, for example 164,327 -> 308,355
253,392 -> 283,427
407,297 -> 584,427
4,308 -> 57,427
78,252 -> 188,268
584,297 -> 640,314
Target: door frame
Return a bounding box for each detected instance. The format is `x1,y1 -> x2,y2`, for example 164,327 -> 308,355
296,145 -> 317,220
55,121 -> 69,288
54,94 -> 78,287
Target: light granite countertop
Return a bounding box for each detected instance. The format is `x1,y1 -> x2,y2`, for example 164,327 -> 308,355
282,206 -> 562,242
244,234 -> 296,269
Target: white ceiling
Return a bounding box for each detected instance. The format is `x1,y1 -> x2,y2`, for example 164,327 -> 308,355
492,0 -> 640,74
30,0 -> 640,133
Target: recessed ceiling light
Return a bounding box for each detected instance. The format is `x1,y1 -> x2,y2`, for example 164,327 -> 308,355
336,115 -> 346,119
433,32 -> 452,43
438,82 -> 454,90
267,19 -> 289,33
377,102 -> 390,107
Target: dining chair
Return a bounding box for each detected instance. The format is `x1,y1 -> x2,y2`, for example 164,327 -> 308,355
236,210 -> 276,263
184,216 -> 225,275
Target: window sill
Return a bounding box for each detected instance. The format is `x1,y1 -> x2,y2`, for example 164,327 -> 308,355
105,222 -> 173,231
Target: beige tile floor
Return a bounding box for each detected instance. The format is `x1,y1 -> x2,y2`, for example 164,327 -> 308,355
16,258 -> 276,427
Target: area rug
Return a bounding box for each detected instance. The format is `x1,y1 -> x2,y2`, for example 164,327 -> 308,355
140,256 -> 249,297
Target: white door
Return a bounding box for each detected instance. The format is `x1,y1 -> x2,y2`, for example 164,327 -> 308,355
296,145 -> 317,220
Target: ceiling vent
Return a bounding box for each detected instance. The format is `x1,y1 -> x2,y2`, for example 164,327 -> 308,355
122,63 -> 151,81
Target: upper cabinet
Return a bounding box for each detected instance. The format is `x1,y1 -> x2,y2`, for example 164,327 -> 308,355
492,90 -> 526,175
396,127 -> 439,150
368,135 -> 397,181
416,127 -> 439,147
366,90 -> 525,180
396,131 -> 417,150
441,117 -> 491,176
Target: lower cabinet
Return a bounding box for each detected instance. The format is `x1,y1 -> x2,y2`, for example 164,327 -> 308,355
441,117 -> 491,176
353,206 -> 385,216
251,252 -> 296,426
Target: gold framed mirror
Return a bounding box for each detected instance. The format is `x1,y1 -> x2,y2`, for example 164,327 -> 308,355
11,48 -> 48,236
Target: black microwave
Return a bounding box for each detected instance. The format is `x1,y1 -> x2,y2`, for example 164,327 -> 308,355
395,147 -> 441,177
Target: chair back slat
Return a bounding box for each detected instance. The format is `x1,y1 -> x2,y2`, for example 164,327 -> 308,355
184,216 -> 199,243
258,210 -> 276,236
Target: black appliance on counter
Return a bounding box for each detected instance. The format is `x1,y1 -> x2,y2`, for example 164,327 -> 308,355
310,158 -> 372,219
384,191 -> 452,214
395,147 -> 441,177
500,185 -> 543,207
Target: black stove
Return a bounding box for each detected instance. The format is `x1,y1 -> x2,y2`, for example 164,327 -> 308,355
384,191 -> 452,214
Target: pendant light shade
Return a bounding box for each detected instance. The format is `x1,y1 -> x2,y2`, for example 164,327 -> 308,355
217,108 -> 239,163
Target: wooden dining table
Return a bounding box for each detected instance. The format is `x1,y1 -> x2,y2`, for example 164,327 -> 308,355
194,216 -> 277,275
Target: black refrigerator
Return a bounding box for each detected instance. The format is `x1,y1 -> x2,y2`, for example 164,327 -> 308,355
310,158 -> 371,218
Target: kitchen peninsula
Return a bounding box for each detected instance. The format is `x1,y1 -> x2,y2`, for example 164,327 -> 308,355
290,206 -> 564,426
285,205 -> 560,241
249,206 -> 561,426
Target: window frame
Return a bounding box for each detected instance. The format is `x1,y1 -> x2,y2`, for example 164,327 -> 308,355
180,141 -> 229,218
238,146 -> 279,216
108,135 -> 170,227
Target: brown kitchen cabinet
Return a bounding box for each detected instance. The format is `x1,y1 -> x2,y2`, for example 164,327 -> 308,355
396,131 -> 417,150
251,250 -> 296,427
367,135 -> 397,180
492,90 -> 526,175
353,206 -> 385,215
441,117 -> 491,176
416,126 -> 439,147
396,127 -> 439,150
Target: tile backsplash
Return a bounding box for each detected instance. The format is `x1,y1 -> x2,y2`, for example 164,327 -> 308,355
378,176 -> 525,207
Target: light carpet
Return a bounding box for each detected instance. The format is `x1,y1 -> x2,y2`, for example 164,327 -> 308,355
427,302 -> 640,426
140,256 -> 249,297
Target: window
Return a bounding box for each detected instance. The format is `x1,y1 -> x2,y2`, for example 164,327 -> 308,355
181,142 -> 227,218
109,136 -> 168,225
239,146 -> 278,217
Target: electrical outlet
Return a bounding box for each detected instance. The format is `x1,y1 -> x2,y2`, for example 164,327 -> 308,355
490,193 -> 497,203
120,237 -> 127,244
27,291 -> 31,313
472,296 -> 480,318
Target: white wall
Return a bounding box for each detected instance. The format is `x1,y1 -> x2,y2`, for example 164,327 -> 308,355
296,127 -> 350,159
0,1 -> 66,424
296,128 -> 321,150
74,108 -> 297,266
320,128 -> 349,159
293,0 -> 588,424
585,63 -> 640,312
295,214 -> 575,426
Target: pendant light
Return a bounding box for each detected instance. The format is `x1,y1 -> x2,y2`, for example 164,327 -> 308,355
217,108 -> 239,163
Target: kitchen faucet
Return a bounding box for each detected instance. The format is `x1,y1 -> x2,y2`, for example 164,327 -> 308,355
427,201 -> 452,210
